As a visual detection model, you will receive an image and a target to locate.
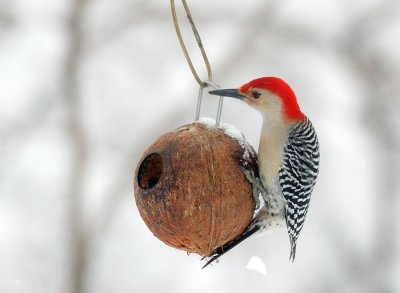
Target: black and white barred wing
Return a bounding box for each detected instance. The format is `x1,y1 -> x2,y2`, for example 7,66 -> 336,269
279,118 -> 320,261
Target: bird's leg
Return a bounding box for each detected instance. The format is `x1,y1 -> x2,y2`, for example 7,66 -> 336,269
243,168 -> 267,210
243,168 -> 285,226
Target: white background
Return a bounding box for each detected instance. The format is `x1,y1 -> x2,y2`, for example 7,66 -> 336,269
1,0 -> 400,292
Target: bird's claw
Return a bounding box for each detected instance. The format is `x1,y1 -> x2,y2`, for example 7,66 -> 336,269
243,168 -> 267,210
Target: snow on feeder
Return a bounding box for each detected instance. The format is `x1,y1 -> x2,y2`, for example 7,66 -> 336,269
134,118 -> 258,256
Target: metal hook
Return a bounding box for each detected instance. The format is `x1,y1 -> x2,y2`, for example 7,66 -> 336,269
195,81 -> 224,126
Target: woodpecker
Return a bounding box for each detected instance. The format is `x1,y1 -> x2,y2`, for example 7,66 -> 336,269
204,77 -> 319,267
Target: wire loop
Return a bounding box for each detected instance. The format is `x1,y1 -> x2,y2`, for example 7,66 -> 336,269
170,0 -> 212,87
170,1 -> 223,126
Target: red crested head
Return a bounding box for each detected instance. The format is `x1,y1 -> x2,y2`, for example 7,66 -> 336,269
239,77 -> 305,121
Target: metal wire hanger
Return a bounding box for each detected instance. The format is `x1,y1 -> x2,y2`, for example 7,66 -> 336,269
170,0 -> 224,126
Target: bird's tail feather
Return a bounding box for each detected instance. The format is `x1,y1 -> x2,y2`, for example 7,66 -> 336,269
289,236 -> 297,262
202,224 -> 260,268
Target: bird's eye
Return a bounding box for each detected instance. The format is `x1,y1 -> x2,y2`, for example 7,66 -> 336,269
251,91 -> 261,99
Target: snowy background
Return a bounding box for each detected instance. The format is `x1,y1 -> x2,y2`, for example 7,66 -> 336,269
1,0 -> 400,292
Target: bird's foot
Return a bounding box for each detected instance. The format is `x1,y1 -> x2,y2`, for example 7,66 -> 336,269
243,168 -> 267,210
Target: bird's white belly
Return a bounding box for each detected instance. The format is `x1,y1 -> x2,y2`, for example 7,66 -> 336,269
258,140 -> 284,192
258,121 -> 289,215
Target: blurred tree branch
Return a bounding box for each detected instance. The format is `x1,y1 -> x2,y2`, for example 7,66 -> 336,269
64,0 -> 89,292
0,0 -> 14,33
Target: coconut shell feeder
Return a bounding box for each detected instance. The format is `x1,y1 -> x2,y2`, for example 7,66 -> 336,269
134,0 -> 262,258
134,119 -> 259,256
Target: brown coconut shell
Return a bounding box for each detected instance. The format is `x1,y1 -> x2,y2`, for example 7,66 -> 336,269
134,121 -> 258,256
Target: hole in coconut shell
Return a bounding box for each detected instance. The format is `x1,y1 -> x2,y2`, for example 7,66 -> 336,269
138,153 -> 163,189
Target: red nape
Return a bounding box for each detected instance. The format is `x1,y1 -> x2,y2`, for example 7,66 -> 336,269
239,77 -> 305,121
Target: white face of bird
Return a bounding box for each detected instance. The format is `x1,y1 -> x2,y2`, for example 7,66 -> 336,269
243,88 -> 284,119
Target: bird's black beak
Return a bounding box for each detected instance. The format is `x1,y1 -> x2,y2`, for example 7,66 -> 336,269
209,89 -> 245,100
